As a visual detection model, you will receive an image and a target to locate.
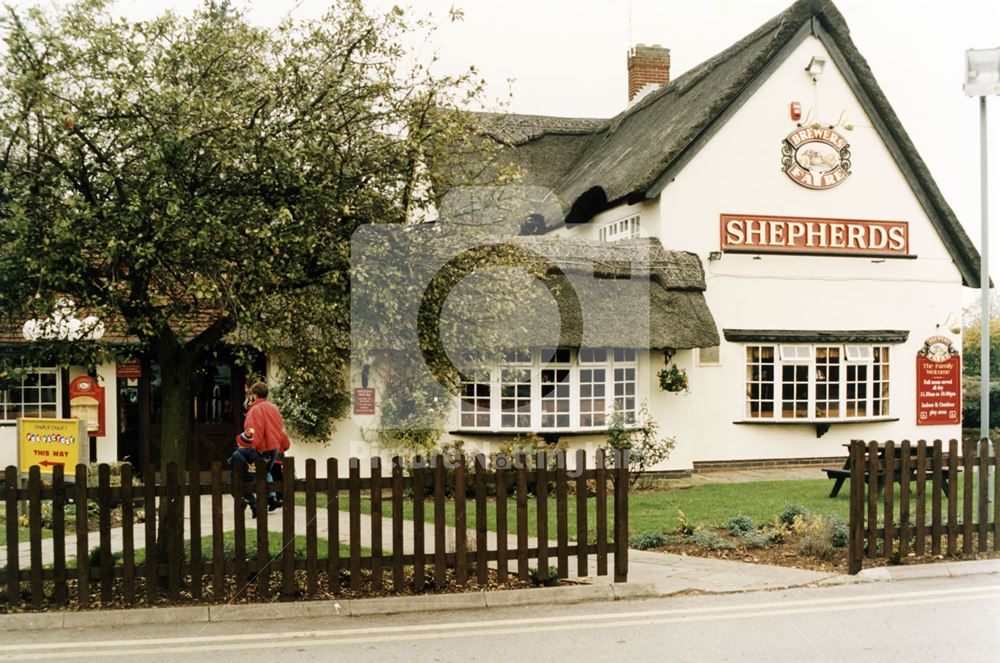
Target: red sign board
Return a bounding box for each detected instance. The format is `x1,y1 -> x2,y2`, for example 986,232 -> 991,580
916,336 -> 961,426
353,388 -> 376,415
116,360 -> 142,379
720,214 -> 909,257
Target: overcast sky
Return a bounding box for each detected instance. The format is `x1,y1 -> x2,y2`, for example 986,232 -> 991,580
50,0 -> 1000,294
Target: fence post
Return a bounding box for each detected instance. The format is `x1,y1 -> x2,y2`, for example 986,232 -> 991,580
281,456 -> 296,601
75,464 -> 90,608
52,464 -> 68,606
4,466 -> 18,609
98,463 -> 113,604
371,456 -> 384,593
848,440 -> 864,574
535,451 -> 550,584
121,463 -> 135,607
613,449 -> 629,583
188,462 -> 202,601
28,465 -> 42,609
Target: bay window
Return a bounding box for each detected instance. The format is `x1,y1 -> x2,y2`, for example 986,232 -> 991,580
458,348 -> 639,432
744,344 -> 890,421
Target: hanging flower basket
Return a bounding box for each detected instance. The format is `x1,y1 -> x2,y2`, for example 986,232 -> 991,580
657,364 -> 688,393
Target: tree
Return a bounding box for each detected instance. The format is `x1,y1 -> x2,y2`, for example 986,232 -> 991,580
0,0 -> 487,469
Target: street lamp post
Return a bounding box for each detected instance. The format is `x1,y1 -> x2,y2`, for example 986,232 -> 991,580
965,47 -> 1000,500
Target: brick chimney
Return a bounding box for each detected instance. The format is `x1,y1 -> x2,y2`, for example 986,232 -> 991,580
627,44 -> 670,102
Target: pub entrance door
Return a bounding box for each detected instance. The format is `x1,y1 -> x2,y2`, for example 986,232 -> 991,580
145,352 -> 265,469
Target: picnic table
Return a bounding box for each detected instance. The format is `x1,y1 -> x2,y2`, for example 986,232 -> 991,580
823,443 -> 957,498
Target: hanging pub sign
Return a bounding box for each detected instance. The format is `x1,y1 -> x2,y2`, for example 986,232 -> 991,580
916,336 -> 961,426
781,126 -> 852,189
720,214 -> 909,256
353,387 -> 376,415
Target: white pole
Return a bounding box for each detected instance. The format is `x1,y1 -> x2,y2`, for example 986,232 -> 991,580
981,94 -> 990,442
980,94 -> 994,505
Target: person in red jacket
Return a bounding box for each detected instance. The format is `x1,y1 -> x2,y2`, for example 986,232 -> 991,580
244,381 -> 291,511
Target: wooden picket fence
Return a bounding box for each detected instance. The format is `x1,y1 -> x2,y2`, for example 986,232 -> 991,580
847,439 -> 998,574
1,450 -> 629,610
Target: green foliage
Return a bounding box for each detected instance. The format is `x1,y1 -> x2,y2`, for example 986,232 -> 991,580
960,377 -> 1000,430
629,531 -> 667,550
674,507 -> 695,536
270,359 -> 350,443
657,364 -> 689,393
364,363 -> 453,455
823,515 -> 849,548
779,504 -> 810,526
0,0 -> 491,465
727,514 -> 755,536
528,566 -> 560,587
962,318 -> 1000,378
796,516 -> 839,560
88,546 -> 123,568
688,529 -> 735,551
602,403 -> 676,486
739,530 -> 772,549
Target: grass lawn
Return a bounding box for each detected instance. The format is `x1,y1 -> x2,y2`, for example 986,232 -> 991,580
295,475 -> 984,539
0,513 -> 54,546
50,532 -> 362,570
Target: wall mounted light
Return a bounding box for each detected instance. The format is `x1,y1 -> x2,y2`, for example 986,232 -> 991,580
805,56 -> 826,82
708,251 -> 722,262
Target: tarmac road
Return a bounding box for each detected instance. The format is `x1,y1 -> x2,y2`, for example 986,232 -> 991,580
1,573 -> 998,662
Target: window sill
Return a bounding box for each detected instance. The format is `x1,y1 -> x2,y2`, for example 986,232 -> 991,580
733,416 -> 899,438
450,428 -> 625,438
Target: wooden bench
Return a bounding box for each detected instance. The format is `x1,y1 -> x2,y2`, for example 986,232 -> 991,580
823,464 -> 959,498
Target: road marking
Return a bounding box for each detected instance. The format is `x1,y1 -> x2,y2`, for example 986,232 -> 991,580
2,584 -> 999,660
3,590 -> 999,660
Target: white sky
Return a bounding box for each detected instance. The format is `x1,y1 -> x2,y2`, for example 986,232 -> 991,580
39,1 -> 1000,294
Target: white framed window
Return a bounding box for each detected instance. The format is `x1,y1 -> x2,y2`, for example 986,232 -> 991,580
459,370 -> 491,429
743,344 -> 890,421
598,214 -> 640,243
1,368 -> 60,421
455,348 -> 639,432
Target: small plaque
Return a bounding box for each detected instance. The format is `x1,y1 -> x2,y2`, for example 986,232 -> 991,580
353,387 -> 376,415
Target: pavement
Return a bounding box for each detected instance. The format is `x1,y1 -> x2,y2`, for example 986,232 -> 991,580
4,466 -> 999,632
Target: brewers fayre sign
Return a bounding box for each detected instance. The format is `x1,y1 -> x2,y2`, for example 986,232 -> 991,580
720,214 -> 909,257
916,336 -> 961,426
781,127 -> 851,189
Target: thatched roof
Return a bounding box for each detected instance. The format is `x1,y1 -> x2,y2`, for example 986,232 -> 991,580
475,0 -> 980,287
437,237 -> 719,351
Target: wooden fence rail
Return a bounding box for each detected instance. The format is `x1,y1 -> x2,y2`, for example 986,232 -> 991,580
848,439 -> 998,574
0,450 -> 628,610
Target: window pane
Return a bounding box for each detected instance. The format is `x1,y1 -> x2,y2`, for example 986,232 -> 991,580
746,345 -> 775,419
579,348 -> 607,364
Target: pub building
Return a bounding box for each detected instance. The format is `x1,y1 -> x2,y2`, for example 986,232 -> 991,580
0,0 -> 978,475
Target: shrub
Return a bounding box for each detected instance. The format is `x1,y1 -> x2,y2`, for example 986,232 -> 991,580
602,403 -> 676,486
740,531 -> 772,549
727,514 -> 755,536
528,566 -> 561,587
689,529 -> 735,551
630,531 -> 667,550
827,516 -> 849,548
88,546 -> 123,567
674,508 -> 695,536
796,516 -> 845,560
779,504 -> 810,526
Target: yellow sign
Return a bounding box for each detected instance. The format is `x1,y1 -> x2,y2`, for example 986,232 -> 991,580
17,418 -> 87,475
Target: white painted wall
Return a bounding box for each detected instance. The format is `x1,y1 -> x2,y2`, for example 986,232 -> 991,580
648,36 -> 966,466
